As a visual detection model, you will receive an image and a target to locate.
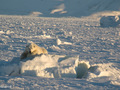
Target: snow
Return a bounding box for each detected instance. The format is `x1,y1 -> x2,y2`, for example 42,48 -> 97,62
0,0 -> 120,89
76,61 -> 90,78
0,0 -> 120,17
100,16 -> 120,27
0,14 -> 120,89
20,55 -> 58,78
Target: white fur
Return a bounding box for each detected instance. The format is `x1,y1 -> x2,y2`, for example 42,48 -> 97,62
20,43 -> 48,59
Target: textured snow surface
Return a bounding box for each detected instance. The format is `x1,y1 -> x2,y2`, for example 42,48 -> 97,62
0,54 -> 79,78
0,13 -> 120,89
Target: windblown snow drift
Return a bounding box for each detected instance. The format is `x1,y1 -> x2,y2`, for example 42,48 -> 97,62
0,54 -> 119,80
0,54 -> 81,78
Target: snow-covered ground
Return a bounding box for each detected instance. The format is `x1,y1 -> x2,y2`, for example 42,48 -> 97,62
0,0 -> 120,89
0,12 -> 120,89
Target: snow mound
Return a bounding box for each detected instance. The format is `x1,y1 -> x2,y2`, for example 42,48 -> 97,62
76,61 -> 90,78
20,54 -> 57,78
50,3 -> 67,14
86,63 -> 120,81
0,58 -> 20,76
100,16 -> 120,27
0,55 -> 120,80
56,38 -> 72,45
0,54 -> 79,78
20,54 -> 79,78
29,12 -> 43,17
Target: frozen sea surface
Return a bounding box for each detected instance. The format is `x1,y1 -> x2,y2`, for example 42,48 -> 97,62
0,13 -> 120,89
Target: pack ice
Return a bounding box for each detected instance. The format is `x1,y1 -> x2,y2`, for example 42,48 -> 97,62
0,54 -> 80,78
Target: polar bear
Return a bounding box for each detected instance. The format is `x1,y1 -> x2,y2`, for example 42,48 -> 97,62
20,42 -> 48,59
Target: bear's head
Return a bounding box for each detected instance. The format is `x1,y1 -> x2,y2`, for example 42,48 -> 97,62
25,43 -> 37,54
